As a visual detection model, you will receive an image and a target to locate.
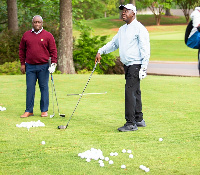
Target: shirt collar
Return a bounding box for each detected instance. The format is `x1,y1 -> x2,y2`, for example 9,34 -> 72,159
128,18 -> 137,25
31,27 -> 43,34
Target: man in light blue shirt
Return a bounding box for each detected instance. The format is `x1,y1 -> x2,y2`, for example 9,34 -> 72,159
95,4 -> 150,132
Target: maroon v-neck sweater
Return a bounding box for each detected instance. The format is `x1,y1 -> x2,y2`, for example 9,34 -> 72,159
19,29 -> 57,65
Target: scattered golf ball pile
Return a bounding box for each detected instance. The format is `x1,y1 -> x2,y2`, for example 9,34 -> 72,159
0,106 -> 6,111
16,120 -> 45,130
78,148 -> 149,172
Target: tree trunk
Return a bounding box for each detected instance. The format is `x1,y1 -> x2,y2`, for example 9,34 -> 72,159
7,0 -> 18,31
58,0 -> 75,74
129,0 -> 135,5
165,8 -> 172,16
182,9 -> 190,24
155,14 -> 161,25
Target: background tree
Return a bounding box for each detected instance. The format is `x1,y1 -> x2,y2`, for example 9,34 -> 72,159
73,0 -> 105,20
0,0 -> 7,32
165,8 -> 172,16
7,0 -> 18,31
129,0 -> 136,5
138,0 -> 172,25
58,0 -> 75,74
102,0 -> 118,18
176,0 -> 200,24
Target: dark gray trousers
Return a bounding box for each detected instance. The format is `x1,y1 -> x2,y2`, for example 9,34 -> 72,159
124,64 -> 143,125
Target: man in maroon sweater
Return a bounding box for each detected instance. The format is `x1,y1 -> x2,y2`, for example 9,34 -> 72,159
19,15 -> 57,118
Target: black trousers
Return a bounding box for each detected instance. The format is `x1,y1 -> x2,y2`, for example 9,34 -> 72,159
124,64 -> 143,125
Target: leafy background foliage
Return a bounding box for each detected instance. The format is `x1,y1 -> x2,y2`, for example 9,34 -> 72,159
73,30 -> 116,74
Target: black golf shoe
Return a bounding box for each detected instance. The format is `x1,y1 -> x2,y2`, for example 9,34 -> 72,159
118,124 -> 138,132
136,120 -> 146,127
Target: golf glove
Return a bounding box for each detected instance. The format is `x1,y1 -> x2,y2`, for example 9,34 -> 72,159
48,63 -> 57,74
139,68 -> 147,80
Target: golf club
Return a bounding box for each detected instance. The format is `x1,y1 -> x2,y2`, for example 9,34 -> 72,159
67,92 -> 107,96
58,62 -> 98,129
50,75 -> 55,118
48,58 -> 65,118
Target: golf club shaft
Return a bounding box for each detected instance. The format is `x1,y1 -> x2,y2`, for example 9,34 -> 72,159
67,92 -> 107,96
51,73 -> 60,114
51,77 -> 54,109
49,57 -> 55,118
49,57 -> 64,117
64,62 -> 98,128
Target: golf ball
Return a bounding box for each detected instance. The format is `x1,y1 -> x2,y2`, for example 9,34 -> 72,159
122,149 -> 126,153
114,152 -> 118,156
110,152 -> 114,156
145,168 -> 150,172
139,165 -> 146,170
98,160 -> 103,164
99,155 -> 104,160
80,154 -> 85,159
129,154 -> 133,158
100,163 -> 104,167
105,157 -> 109,161
127,150 -> 132,154
86,158 -> 91,162
41,141 -> 45,145
121,165 -> 126,169
109,160 -> 114,164
159,138 -> 163,141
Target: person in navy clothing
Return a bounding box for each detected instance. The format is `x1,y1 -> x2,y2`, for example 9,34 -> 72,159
19,15 -> 57,118
185,7 -> 200,76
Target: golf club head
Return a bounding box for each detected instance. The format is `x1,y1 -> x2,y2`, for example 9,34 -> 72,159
59,113 -> 65,117
50,114 -> 55,118
58,125 -> 66,129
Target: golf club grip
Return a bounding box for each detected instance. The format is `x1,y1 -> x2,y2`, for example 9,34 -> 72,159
48,57 -> 51,67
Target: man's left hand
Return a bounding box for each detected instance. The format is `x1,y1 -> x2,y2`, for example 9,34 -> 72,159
48,63 -> 57,73
139,68 -> 147,80
20,65 -> 26,74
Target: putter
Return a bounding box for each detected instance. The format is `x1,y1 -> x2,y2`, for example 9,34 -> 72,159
67,92 -> 107,96
58,62 -> 98,129
48,58 -> 65,118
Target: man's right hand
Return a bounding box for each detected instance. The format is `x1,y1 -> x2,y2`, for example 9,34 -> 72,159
95,53 -> 102,64
20,65 -> 26,74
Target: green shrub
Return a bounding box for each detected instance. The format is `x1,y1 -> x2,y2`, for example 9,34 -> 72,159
0,30 -> 23,65
73,30 -> 116,74
0,61 -> 22,75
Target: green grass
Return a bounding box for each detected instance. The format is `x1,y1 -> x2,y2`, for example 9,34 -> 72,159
0,74 -> 200,174
73,15 -> 198,62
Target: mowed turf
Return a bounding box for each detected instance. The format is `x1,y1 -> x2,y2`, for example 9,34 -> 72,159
0,74 -> 200,174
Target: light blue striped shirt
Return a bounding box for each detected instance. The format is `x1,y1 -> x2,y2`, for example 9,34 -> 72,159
98,19 -> 150,69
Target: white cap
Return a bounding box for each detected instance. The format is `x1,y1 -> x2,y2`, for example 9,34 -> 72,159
119,4 -> 137,14
195,7 -> 200,11
190,9 -> 200,27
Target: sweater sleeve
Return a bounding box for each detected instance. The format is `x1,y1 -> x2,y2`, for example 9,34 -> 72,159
98,33 -> 119,55
19,35 -> 26,65
48,33 -> 57,64
139,27 -> 150,69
